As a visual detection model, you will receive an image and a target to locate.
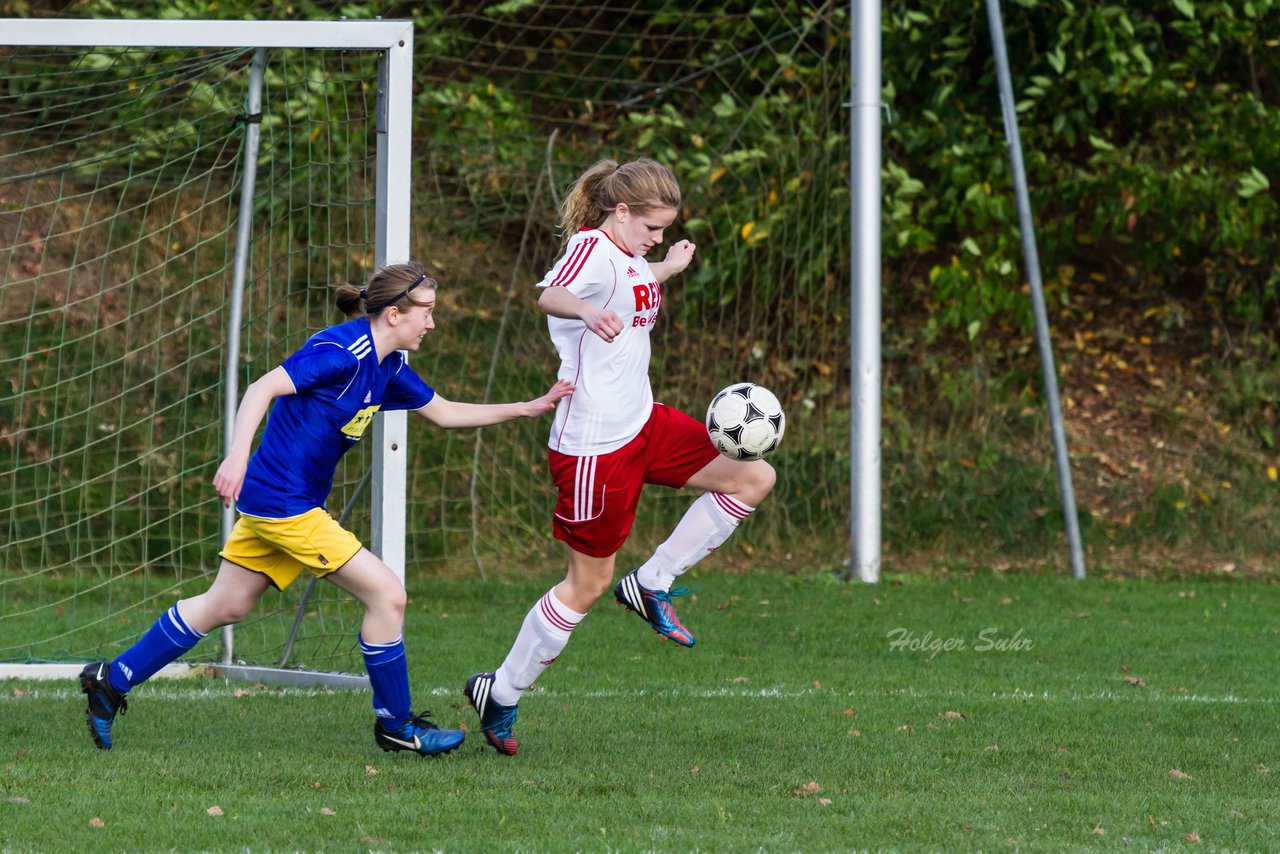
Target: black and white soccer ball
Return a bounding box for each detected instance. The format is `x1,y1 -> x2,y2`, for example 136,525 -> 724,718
705,382 -> 786,461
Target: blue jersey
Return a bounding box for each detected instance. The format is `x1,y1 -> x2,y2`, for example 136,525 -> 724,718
237,317 -> 435,518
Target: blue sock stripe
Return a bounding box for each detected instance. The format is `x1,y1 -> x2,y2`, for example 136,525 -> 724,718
111,603 -> 206,692
165,604 -> 207,640
358,635 -> 405,661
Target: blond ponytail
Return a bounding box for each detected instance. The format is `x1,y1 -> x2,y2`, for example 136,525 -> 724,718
557,157 -> 681,246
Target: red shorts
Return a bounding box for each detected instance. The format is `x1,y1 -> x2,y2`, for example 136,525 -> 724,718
549,403 -> 721,558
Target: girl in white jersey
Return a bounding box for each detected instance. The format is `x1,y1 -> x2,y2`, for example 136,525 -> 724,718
464,158 -> 776,755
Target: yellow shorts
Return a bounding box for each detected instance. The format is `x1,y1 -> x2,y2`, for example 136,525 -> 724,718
219,507 -> 363,591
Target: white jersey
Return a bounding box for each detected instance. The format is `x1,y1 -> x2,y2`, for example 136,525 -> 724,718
537,228 -> 663,455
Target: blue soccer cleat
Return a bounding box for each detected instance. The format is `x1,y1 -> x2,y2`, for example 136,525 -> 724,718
613,570 -> 695,647
374,711 -> 464,757
79,661 -> 128,750
464,672 -> 519,756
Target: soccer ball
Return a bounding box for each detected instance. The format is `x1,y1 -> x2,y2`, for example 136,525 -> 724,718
705,382 -> 786,461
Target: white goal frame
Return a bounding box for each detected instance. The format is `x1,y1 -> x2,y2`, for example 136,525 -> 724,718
1,18 -> 414,685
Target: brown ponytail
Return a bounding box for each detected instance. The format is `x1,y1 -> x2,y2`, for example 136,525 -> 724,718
333,262 -> 437,317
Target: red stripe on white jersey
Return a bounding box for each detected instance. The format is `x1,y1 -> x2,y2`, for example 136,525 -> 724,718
550,237 -> 598,288
712,491 -> 752,521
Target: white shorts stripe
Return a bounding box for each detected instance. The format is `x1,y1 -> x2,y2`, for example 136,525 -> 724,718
573,455 -> 599,522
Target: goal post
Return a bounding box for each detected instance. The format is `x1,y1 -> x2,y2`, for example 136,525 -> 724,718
0,18 -> 414,684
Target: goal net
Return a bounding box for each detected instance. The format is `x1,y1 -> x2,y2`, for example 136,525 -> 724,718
2,7 -> 855,677
409,3 -> 852,574
1,21 -> 414,678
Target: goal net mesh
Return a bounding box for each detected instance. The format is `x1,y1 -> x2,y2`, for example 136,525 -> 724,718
1,43 -> 381,669
2,5 -> 851,673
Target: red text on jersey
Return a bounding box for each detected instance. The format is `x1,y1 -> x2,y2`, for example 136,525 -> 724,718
632,280 -> 662,327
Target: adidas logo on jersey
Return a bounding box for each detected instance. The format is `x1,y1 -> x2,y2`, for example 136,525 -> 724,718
626,266 -> 640,277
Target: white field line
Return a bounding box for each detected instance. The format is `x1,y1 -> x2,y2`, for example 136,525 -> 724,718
4,682 -> 1276,706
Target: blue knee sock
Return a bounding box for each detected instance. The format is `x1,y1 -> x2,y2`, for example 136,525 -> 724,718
110,604 -> 206,693
360,634 -> 410,730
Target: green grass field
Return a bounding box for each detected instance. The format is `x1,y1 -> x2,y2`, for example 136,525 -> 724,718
3,570 -> 1277,852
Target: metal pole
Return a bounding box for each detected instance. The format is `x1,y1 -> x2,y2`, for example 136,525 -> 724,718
370,33 -> 415,584
983,0 -> 1086,579
847,0 -> 882,583
221,47 -> 269,662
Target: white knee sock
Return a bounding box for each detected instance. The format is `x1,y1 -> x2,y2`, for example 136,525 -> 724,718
492,588 -> 584,706
635,491 -> 754,592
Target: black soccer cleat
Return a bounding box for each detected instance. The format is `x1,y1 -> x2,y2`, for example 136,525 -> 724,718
79,661 -> 128,750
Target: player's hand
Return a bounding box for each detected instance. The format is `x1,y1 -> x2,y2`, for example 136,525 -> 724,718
213,455 -> 248,507
663,239 -> 696,274
525,379 -> 574,416
584,307 -> 624,343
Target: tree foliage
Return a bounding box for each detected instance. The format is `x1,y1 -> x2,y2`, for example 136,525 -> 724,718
7,0 -> 1277,337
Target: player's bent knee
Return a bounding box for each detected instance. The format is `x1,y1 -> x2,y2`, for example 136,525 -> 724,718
752,459 -> 777,495
218,598 -> 257,626
369,585 -> 407,618
737,459 -> 775,504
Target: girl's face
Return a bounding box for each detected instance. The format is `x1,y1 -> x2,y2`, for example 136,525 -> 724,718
606,203 -> 678,257
390,290 -> 437,350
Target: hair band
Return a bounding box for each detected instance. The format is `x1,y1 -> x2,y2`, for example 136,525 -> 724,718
366,273 -> 429,312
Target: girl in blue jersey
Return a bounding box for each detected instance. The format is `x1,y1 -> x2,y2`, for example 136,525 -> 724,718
79,262 -> 572,755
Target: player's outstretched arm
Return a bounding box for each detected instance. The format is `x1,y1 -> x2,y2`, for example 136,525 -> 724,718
648,239 -> 695,283
415,379 -> 573,429
538,286 -> 624,343
213,366 -> 295,507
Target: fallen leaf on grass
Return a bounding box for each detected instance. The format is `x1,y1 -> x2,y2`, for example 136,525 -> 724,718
364,765 -> 378,775
691,765 -> 700,774
896,725 -> 913,732
839,709 -> 857,716
207,806 -> 224,817
1092,827 -> 1106,836
1184,832 -> 1201,843
89,817 -> 105,828
12,687 -> 28,697
7,797 -> 28,805
1169,768 -> 1193,779
811,681 -> 822,690
310,781 -> 322,789
939,710 -> 965,720
319,807 -> 336,816
848,730 -> 861,737
818,798 -> 832,806
791,781 -> 821,798
1124,676 -> 1146,688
